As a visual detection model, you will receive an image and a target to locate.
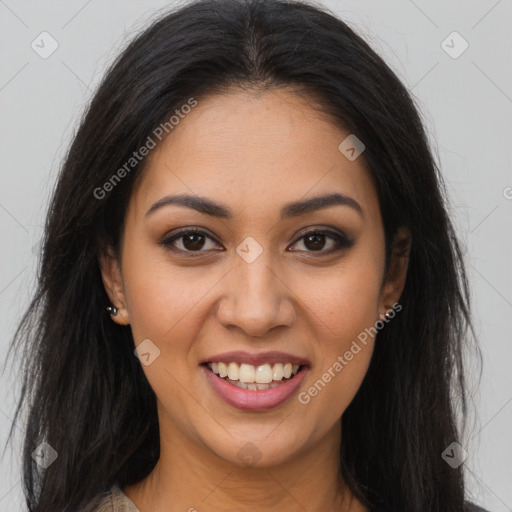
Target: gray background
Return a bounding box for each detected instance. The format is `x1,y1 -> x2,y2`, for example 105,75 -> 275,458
1,0 -> 511,510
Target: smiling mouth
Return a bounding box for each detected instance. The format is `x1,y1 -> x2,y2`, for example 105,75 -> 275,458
202,361 -> 306,391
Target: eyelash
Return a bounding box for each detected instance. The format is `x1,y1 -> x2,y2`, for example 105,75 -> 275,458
159,227 -> 354,257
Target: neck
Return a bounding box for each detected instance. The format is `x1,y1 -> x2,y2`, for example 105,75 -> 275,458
124,412 -> 364,512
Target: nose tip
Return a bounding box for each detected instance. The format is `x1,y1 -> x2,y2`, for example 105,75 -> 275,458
217,295 -> 295,338
215,261 -> 296,337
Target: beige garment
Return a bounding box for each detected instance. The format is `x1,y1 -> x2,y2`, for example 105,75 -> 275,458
85,485 -> 490,512
87,484 -> 141,512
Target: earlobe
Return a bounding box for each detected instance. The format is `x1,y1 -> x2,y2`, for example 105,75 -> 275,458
105,305 -> 131,325
379,227 -> 411,317
98,246 -> 131,325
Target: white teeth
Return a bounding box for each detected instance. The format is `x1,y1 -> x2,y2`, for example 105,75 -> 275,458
255,364 -> 273,384
227,362 -> 239,380
208,361 -> 302,384
228,379 -> 282,390
272,363 -> 284,380
239,363 -> 256,383
217,362 -> 228,378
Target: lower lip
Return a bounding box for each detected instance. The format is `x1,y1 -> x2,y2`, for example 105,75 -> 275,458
202,365 -> 308,411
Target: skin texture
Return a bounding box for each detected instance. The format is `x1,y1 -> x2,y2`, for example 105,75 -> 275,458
100,88 -> 411,512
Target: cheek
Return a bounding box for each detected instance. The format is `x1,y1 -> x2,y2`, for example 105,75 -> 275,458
119,233 -> 211,340
120,251 -> 216,423
123,262 -> 216,350
301,253 -> 383,342
293,253 -> 383,418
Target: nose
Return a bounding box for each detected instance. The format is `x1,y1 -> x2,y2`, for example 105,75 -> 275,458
216,253 -> 296,338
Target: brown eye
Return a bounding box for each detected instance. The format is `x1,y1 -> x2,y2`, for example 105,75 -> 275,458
182,233 -> 206,250
160,227 -> 353,257
303,233 -> 328,251
160,229 -> 222,254
289,229 -> 354,254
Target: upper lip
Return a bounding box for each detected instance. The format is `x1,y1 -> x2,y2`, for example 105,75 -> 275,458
201,350 -> 310,367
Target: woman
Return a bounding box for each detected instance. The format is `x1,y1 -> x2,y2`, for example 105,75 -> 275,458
7,0 -> 488,510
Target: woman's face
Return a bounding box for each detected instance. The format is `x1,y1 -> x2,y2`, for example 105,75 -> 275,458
101,88 -> 409,468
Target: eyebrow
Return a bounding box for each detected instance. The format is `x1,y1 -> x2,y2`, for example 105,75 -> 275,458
145,192 -> 364,219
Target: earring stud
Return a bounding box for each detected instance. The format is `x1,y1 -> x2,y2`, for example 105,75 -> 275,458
106,306 -> 118,316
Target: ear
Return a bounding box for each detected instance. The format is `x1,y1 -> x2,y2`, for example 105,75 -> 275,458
98,245 -> 131,325
378,227 -> 411,317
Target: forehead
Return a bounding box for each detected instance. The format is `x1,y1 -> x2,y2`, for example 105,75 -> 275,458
129,88 -> 380,223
